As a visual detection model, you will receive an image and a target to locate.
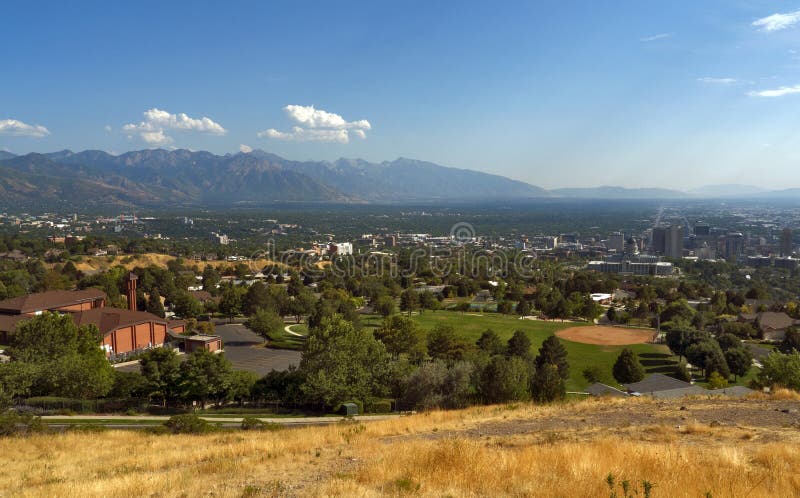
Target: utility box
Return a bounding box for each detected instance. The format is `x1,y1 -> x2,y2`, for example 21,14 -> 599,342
340,402 -> 359,417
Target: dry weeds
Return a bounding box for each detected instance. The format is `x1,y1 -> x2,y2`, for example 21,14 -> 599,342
2,396 -> 799,497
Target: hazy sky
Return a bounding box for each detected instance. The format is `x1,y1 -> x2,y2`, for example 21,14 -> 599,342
2,1 -> 800,190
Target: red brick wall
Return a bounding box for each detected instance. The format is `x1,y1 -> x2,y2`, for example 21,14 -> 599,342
134,323 -> 151,349
114,326 -> 134,353
153,323 -> 167,346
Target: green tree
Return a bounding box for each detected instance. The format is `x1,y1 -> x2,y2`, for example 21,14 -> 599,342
516,299 -> 531,317
172,291 -> 203,318
226,370 -> 258,405
374,295 -> 396,317
612,348 -> 645,384
665,328 -> 707,361
245,308 -> 284,344
781,328 -> 800,353
9,313 -> 114,399
300,314 -> 390,408
479,356 -> 531,403
399,289 -> 419,315
686,340 -> 730,379
496,300 -> 513,315
506,330 -> 532,359
476,329 -> 504,356
243,281 -> 272,315
202,266 -> 221,295
374,315 -> 426,362
180,349 -> 233,407
534,335 -> 569,380
219,285 -> 244,322
531,363 -> 565,403
146,288 -> 166,318
427,323 -> 473,362
724,347 -> 752,381
287,289 -> 316,323
0,362 -> 36,409
708,371 -> 729,389
758,351 -> 800,390
140,348 -> 182,406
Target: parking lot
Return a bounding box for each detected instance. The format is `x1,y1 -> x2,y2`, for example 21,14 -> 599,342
118,322 -> 301,376
214,323 -> 301,375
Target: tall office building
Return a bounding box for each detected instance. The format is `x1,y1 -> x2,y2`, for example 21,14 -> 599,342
665,225 -> 683,258
607,232 -> 624,252
651,227 -> 666,255
781,228 -> 793,257
725,233 -> 745,261
694,222 -> 710,236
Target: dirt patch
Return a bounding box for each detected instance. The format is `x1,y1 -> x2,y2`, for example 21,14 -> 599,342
556,326 -> 655,345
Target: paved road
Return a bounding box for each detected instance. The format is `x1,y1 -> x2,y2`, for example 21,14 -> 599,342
119,323 -> 301,376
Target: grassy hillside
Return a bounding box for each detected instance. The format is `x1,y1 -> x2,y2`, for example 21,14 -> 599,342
53,253 -> 284,273
3,394 -> 800,497
383,311 -> 675,391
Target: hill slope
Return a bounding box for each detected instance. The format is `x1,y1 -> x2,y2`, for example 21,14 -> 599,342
2,394 -> 799,497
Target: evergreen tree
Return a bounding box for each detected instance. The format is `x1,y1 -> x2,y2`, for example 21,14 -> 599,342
516,299 -> 531,317
399,289 -> 419,315
146,288 -> 165,318
476,329 -> 504,356
506,330 -> 532,359
612,348 -> 645,384
531,363 -> 565,402
534,335 -> 569,380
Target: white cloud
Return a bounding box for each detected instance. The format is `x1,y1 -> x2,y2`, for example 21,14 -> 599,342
122,108 -> 226,145
104,125 -> 112,132
748,84 -> 800,97
283,105 -> 371,131
640,33 -> 672,42
260,105 -> 371,143
0,119 -> 50,137
753,10 -> 800,32
697,77 -> 738,85
259,126 -> 351,144
239,144 -> 253,153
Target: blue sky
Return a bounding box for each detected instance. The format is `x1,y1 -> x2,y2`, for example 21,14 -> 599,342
1,0 -> 800,189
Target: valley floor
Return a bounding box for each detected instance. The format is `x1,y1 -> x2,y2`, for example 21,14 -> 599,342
3,394 -> 800,497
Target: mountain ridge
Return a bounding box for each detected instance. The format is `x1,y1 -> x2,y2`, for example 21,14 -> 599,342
0,149 -> 795,208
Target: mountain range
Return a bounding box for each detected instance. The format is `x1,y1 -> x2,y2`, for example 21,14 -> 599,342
0,149 -> 795,208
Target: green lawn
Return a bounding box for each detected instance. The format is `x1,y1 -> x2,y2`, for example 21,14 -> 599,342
385,310 -> 677,392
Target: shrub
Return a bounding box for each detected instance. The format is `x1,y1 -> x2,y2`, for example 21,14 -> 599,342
365,399 -> 393,414
708,371 -> 729,389
241,417 -> 281,431
241,417 -> 265,430
0,410 -> 47,437
164,414 -> 213,434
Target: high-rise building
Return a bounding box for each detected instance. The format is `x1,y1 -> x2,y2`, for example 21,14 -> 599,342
607,232 -> 624,252
694,222 -> 710,236
651,227 -> 666,255
725,233 -> 744,261
665,225 -> 683,258
781,228 -> 793,257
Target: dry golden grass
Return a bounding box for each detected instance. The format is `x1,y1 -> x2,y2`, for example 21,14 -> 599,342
52,253 -> 285,273
2,397 -> 800,497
